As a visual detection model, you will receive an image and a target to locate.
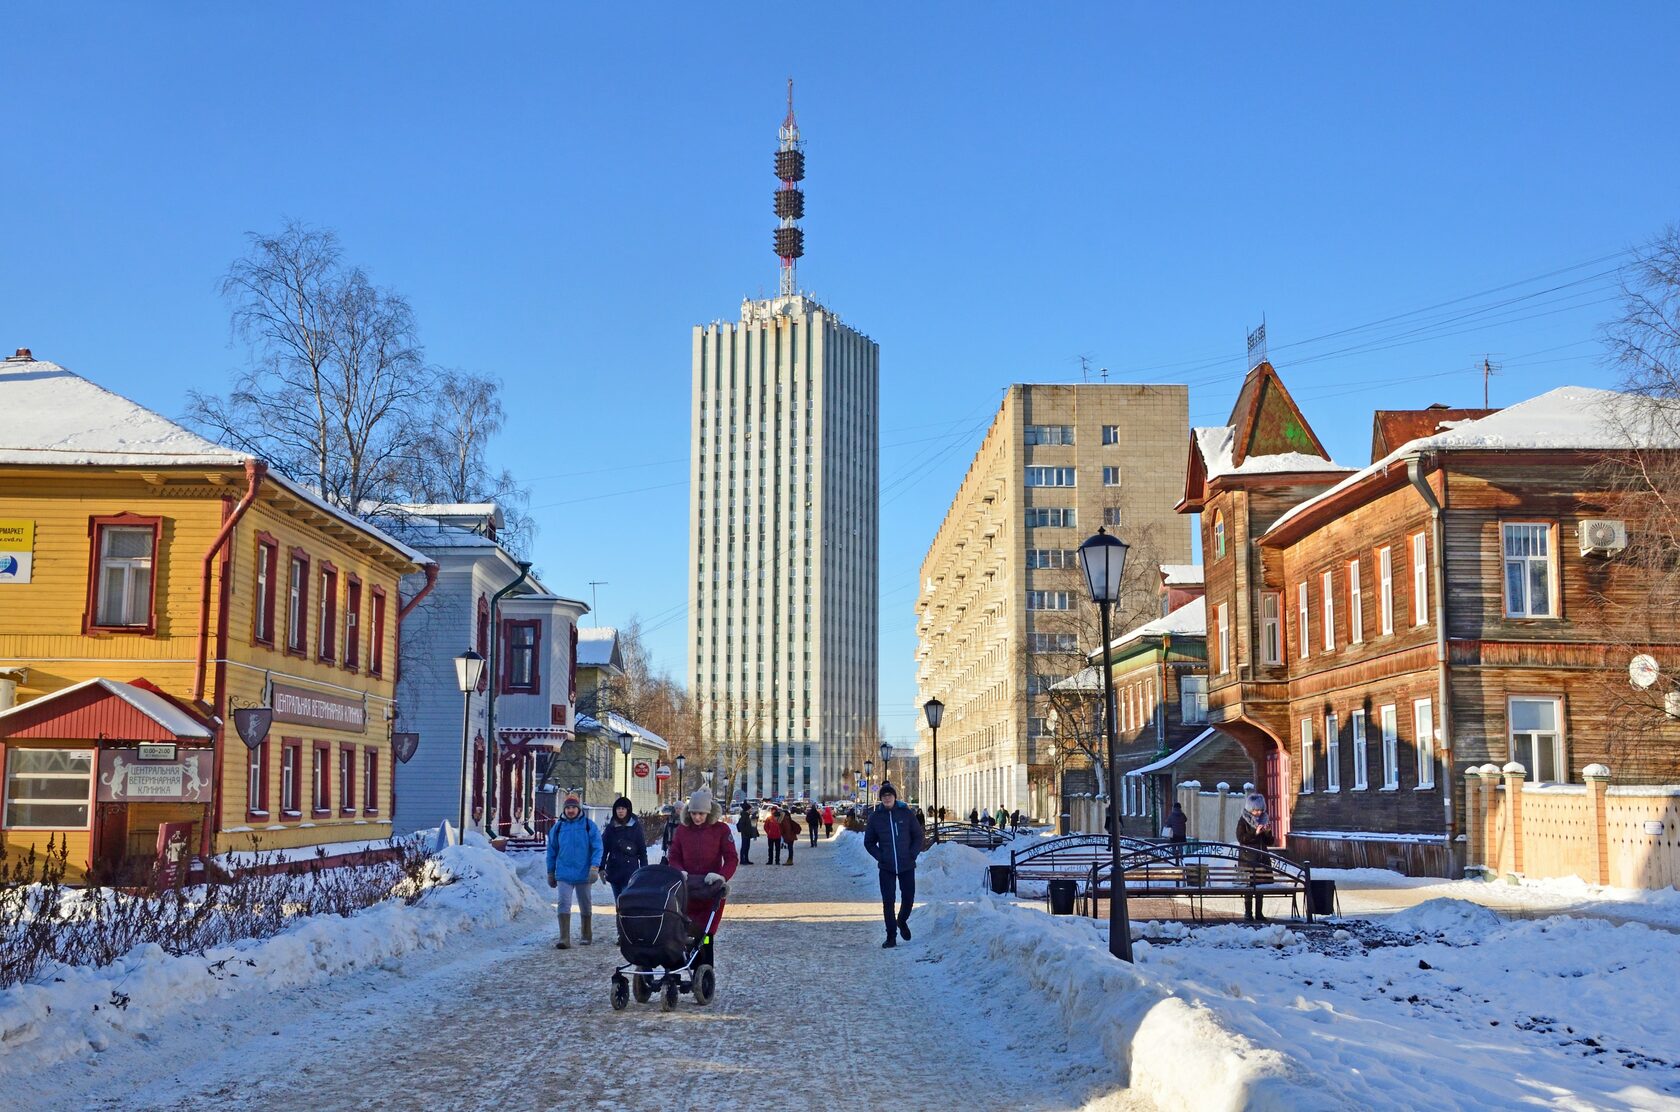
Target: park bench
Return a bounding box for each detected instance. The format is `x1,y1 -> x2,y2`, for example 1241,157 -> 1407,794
1079,841 -> 1313,923
1007,833 -> 1156,895
930,821 -> 1015,850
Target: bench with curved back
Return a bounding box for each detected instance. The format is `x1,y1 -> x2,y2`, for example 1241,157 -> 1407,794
1008,833 -> 1157,894
931,821 -> 1015,849
1081,841 -> 1314,923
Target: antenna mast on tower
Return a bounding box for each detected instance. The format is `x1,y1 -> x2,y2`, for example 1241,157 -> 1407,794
774,78 -> 806,298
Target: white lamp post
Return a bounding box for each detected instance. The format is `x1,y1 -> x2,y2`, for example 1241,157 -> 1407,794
454,649 -> 486,837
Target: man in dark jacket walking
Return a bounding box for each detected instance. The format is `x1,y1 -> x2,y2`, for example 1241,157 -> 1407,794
600,797 -> 648,900
805,803 -> 821,847
863,783 -> 923,949
736,803 -> 758,865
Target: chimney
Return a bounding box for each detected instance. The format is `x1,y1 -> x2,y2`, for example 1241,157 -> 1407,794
7,348 -> 33,361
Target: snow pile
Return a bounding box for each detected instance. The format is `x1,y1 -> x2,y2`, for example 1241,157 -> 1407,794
0,842 -> 535,1077
1384,897 -> 1505,943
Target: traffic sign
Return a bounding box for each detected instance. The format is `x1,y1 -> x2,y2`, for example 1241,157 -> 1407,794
633,760 -> 652,779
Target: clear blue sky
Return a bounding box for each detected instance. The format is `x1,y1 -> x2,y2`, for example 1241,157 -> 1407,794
6,5 -> 1678,746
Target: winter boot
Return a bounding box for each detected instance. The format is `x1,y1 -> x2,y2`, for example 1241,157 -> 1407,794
555,918 -> 571,950
579,909 -> 593,945
897,913 -> 912,941
882,933 -> 897,949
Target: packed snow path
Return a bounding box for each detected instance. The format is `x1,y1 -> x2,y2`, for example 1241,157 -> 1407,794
22,835 -> 1143,1111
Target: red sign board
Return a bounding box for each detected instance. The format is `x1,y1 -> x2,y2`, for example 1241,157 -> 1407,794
655,764 -> 671,781
633,760 -> 651,779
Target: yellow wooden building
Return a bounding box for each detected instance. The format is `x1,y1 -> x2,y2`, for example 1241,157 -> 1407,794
0,350 -> 435,881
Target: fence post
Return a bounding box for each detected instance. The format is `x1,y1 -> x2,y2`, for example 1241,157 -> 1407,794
1215,782 -> 1231,843
1180,780 -> 1200,839
1463,766 -> 1485,875
1582,762 -> 1612,886
1501,762 -> 1527,878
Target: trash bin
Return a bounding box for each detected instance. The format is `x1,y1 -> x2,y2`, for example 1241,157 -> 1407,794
987,864 -> 1012,894
1307,878 -> 1337,918
1047,878 -> 1077,916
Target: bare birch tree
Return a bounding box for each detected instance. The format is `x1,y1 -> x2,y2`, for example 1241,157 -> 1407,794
412,370 -> 535,556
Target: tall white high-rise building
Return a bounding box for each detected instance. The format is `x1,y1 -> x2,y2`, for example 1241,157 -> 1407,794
687,90 -> 879,801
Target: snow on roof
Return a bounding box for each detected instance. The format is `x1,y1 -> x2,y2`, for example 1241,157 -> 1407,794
1105,596 -> 1206,652
1193,424 -> 1350,482
576,711 -> 668,751
576,627 -> 619,667
391,503 -> 504,526
1268,386 -> 1680,537
1124,727 -> 1224,776
0,678 -> 213,738
1160,563 -> 1203,586
1049,665 -> 1102,693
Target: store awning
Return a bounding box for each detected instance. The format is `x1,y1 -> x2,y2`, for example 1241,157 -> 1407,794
0,678 -> 214,742
1124,728 -> 1225,777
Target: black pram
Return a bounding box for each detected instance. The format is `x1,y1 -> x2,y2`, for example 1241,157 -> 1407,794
610,864 -> 727,1011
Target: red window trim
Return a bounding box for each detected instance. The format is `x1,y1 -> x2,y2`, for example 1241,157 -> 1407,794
312,743 -> 332,815
344,574 -> 363,671
363,747 -> 380,816
369,586 -> 388,676
339,743 -> 358,815
317,561 -> 339,663
83,512 -> 163,635
286,548 -> 311,657
246,738 -> 270,819
279,738 -> 303,821
475,595 -> 491,693
252,531 -> 279,647
501,618 -> 542,694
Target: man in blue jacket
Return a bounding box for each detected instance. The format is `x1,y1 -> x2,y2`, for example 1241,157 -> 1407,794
863,782 -> 923,949
545,794 -> 603,949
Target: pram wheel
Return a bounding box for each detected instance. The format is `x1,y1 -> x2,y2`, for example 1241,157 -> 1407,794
632,973 -> 653,1003
692,963 -> 716,1006
662,979 -> 680,1011
610,975 -> 629,1011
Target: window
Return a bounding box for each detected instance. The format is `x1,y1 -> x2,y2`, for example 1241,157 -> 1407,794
1412,533 -> 1428,626
253,535 -> 278,645
1378,547 -> 1394,635
1348,559 -> 1363,644
247,742 -> 268,815
1103,507 -> 1124,527
344,576 -> 362,670
1260,592 -> 1281,665
1414,699 -> 1436,789
1102,425 -> 1120,445
1212,511 -> 1226,559
1103,467 -> 1122,487
1180,676 -> 1208,724
1297,582 -> 1310,659
1379,705 -> 1399,789
1029,632 -> 1077,653
1503,523 -> 1555,618
1351,711 -> 1369,790
476,595 -> 491,692
313,744 -> 331,813
1217,602 -> 1230,673
1300,718 -> 1315,793
1028,717 -> 1050,738
1325,713 -> 1341,792
280,741 -> 301,815
1026,549 -> 1076,569
503,620 -> 541,692
1024,425 -> 1075,446
90,517 -> 158,630
3,749 -> 93,828
369,587 -> 387,675
339,745 -> 357,814
1510,697 -> 1565,782
1027,590 -> 1071,610
1025,507 -> 1077,529
287,551 -> 310,655
1025,466 -> 1076,487
318,563 -> 339,661
1321,570 -> 1335,651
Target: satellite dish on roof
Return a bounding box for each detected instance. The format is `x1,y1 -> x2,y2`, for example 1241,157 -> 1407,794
1630,654 -> 1661,690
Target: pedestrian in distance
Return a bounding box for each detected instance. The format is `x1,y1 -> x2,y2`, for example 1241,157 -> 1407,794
736,802 -> 758,865
600,796 -> 648,900
667,787 -> 739,968
1236,793 -> 1274,922
1165,801 -> 1188,845
980,810 -> 995,830
968,808 -> 979,825
805,802 -> 821,847
781,808 -> 800,863
863,782 -> 923,949
1011,809 -> 1022,832
660,805 -> 676,857
821,803 -> 835,836
764,809 -> 783,865
545,794 -> 603,949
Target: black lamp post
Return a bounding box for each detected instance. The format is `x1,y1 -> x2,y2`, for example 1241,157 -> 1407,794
864,759 -> 873,805
454,649 -> 486,838
618,731 -> 634,801
1078,525 -> 1133,962
879,741 -> 892,789
924,697 -> 944,838
675,754 -> 686,804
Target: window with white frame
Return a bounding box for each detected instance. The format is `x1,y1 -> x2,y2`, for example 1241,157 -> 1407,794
1378,547 -> 1394,635
93,525 -> 155,627
1299,718 -> 1315,793
1325,712 -> 1340,791
247,743 -> 267,814
1026,549 -> 1076,570
1502,523 -> 1555,618
1102,425 -> 1120,445
1028,716 -> 1050,737
1414,698 -> 1436,788
1025,466 -> 1077,487
1103,507 -> 1124,527
1298,582 -> 1310,659
1380,704 -> 1399,789
280,743 -> 299,813
1260,592 -> 1281,665
1027,590 -> 1071,610
1025,425 -> 1075,446
1103,467 -> 1122,486
1509,696 -> 1565,782
1180,675 -> 1208,724
1351,710 -> 1369,790
1412,533 -> 1429,626
1026,507 -> 1077,529
1028,632 -> 1078,653
1217,602 -> 1230,673
3,749 -> 93,828
1321,570 -> 1335,651
1348,559 -> 1363,644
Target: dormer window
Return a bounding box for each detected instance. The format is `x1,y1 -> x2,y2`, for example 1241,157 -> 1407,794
1212,510 -> 1227,559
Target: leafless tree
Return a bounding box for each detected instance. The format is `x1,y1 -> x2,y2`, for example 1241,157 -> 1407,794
412,370 -> 535,556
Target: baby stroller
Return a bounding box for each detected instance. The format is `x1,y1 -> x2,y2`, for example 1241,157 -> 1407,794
610,863 -> 727,1011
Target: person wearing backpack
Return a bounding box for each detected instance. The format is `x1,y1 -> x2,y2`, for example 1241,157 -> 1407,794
736,802 -> 759,865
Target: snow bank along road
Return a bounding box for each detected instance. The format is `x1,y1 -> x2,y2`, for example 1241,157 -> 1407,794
8,836 -> 1145,1112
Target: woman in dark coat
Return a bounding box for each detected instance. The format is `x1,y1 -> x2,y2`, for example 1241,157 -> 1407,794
780,808 -> 800,864
1236,794 -> 1274,922
736,802 -> 759,865
600,796 -> 648,900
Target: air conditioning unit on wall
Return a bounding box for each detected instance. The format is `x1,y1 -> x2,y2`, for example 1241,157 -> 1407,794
1577,519 -> 1628,557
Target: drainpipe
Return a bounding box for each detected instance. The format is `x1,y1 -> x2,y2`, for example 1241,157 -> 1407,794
483,560 -> 533,832
194,461 -> 267,704
1406,453 -> 1455,850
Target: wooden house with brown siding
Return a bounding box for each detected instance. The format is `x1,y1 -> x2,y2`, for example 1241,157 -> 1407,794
0,352 -> 434,882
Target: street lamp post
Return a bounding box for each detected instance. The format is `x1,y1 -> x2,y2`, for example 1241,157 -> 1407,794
1079,525 -> 1133,963
864,759 -> 873,805
618,731 -> 634,803
924,697 -> 944,839
675,754 -> 686,804
454,649 -> 486,840
879,741 -> 892,790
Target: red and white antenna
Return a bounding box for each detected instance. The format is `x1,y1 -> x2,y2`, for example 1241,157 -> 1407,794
773,77 -> 805,298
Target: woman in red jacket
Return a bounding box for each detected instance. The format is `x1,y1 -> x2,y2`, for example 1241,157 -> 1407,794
667,787 -> 739,968
762,808 -> 783,865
